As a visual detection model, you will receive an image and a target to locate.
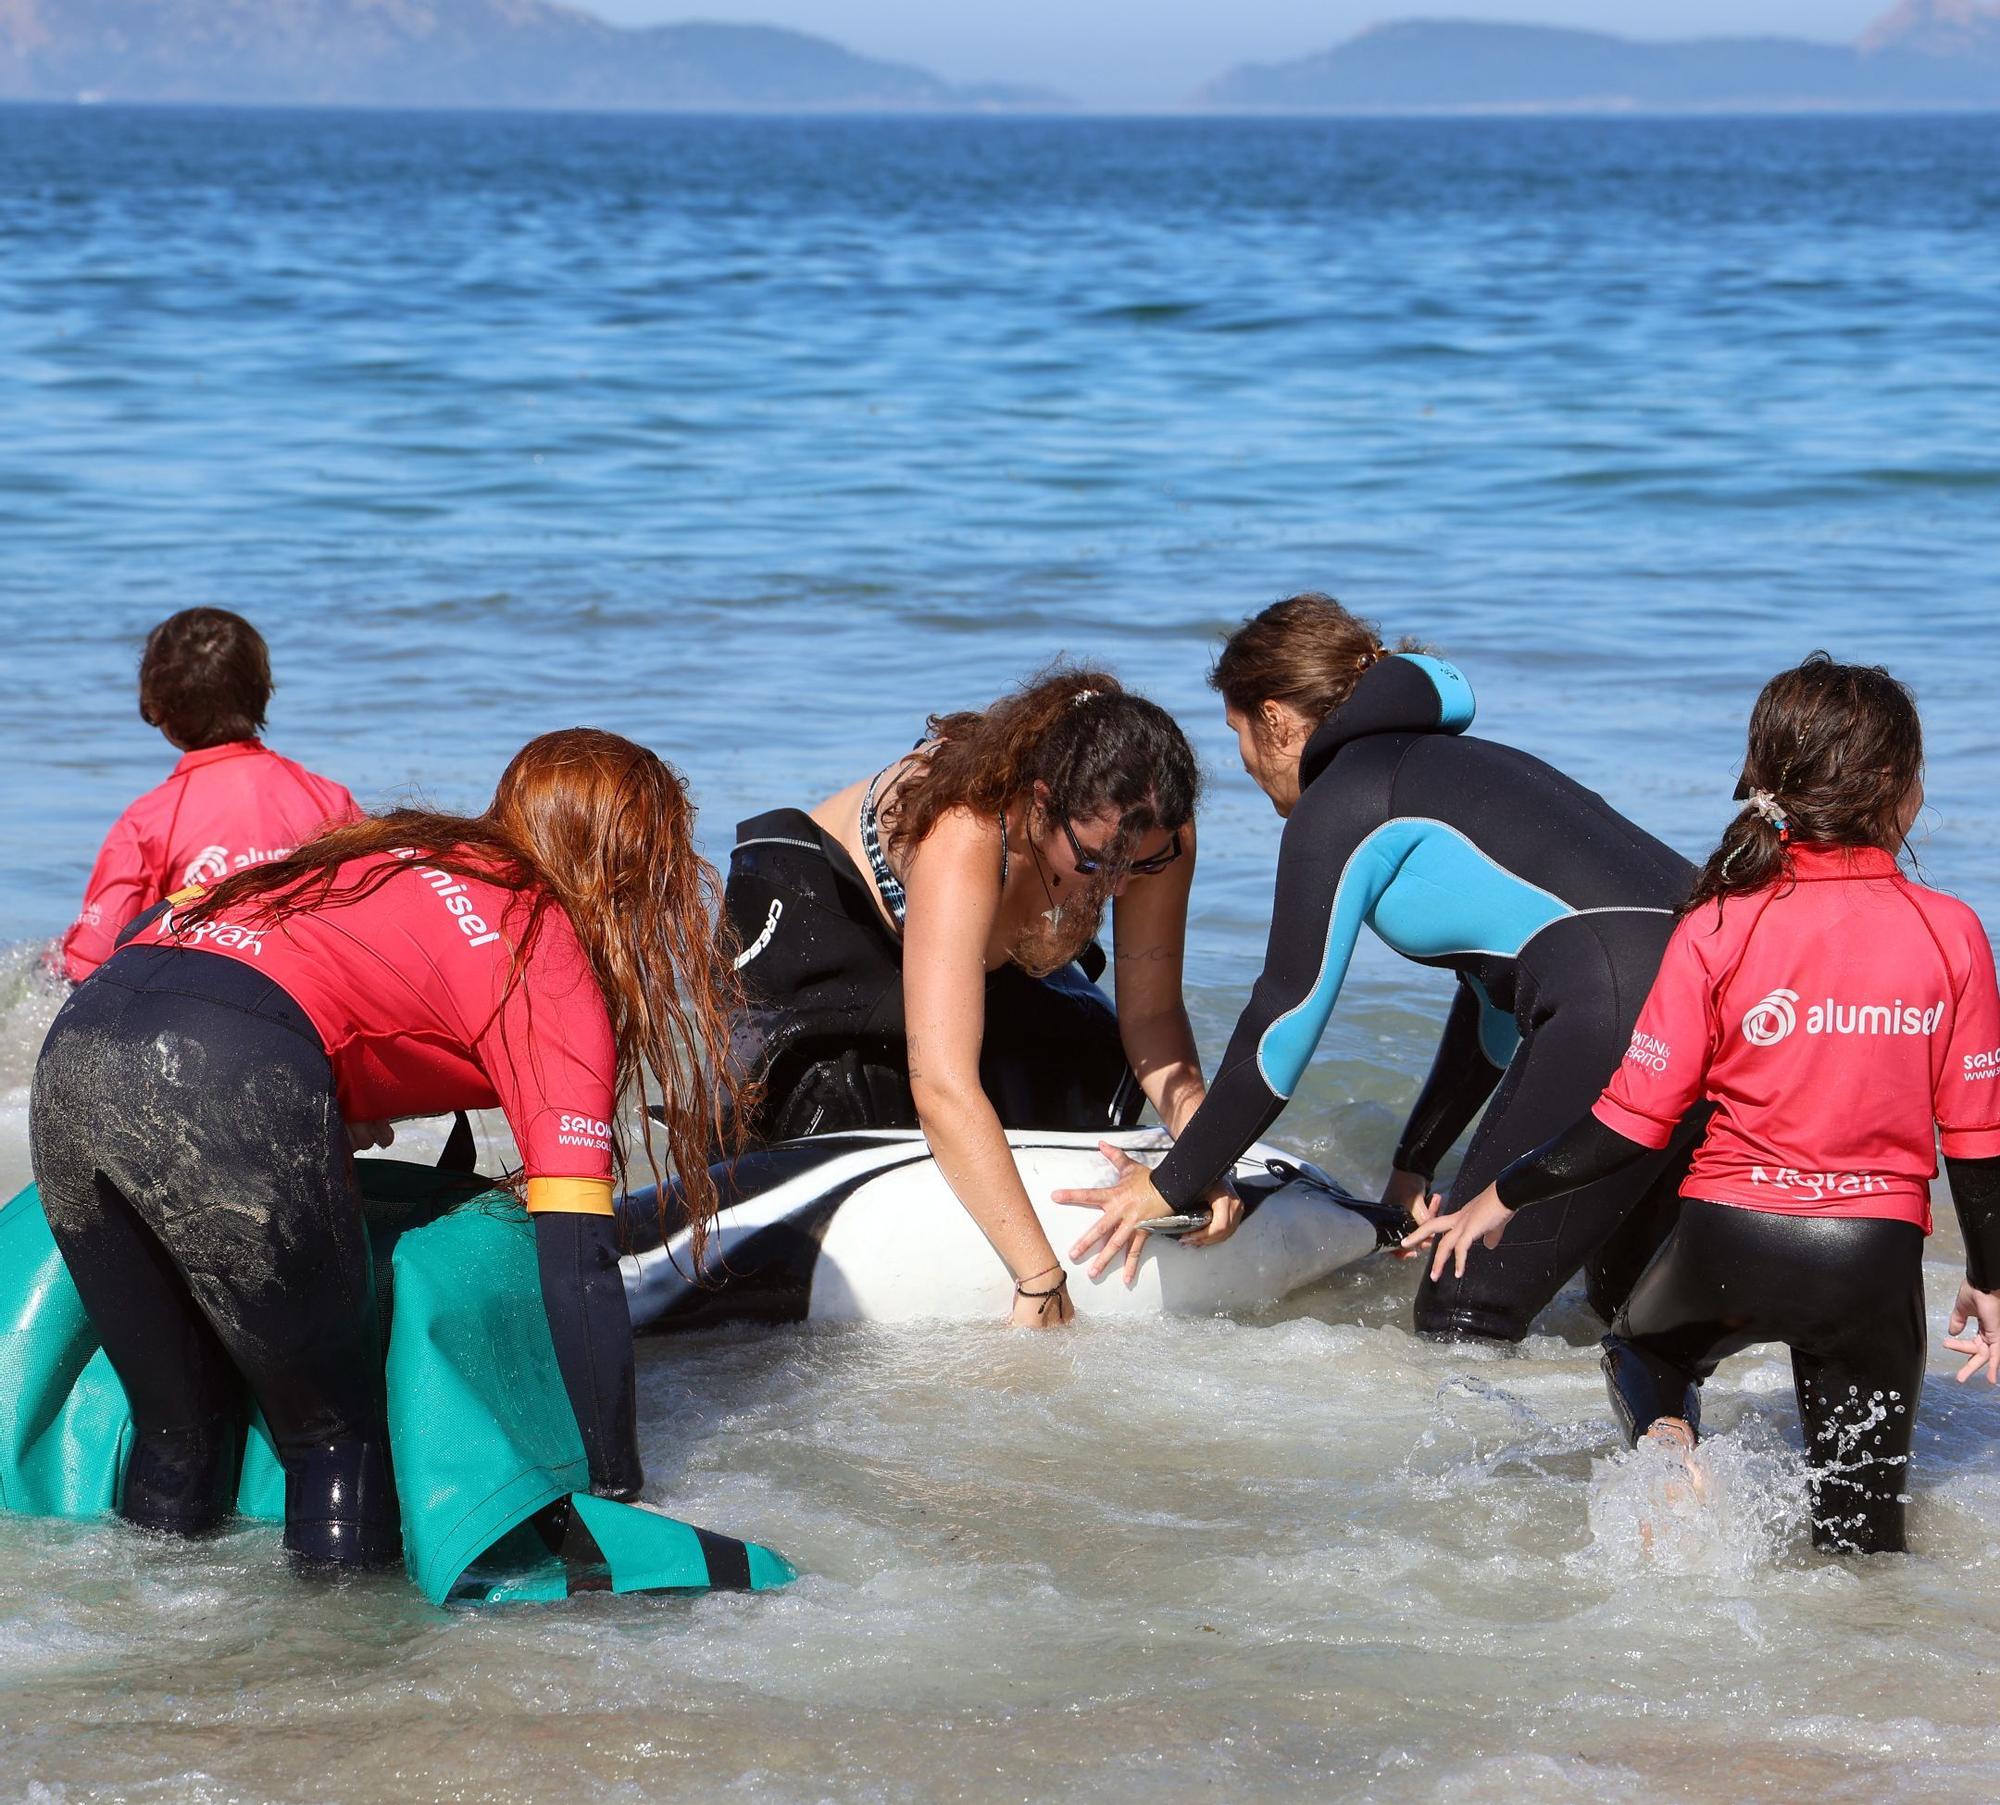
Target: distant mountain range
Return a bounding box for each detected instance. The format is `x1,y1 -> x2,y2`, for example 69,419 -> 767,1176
0,0 -> 1067,110
1199,1 -> 2000,112
2,0 -> 1998,114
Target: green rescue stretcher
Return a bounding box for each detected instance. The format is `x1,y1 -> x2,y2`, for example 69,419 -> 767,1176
0,1158 -> 795,1605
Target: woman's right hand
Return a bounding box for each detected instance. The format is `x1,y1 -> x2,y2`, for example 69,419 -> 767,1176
1010,1267 -> 1075,1329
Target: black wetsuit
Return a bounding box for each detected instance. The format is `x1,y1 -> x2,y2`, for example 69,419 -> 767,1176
1615,1203 -> 1925,1554
29,941 -> 642,1563
1503,1119 -> 2000,1554
1150,654 -> 1697,1341
723,808 -> 1140,1142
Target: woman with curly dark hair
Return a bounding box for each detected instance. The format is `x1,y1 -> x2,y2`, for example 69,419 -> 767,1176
723,666 -> 1224,1327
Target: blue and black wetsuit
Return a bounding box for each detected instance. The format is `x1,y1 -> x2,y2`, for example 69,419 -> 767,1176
1151,654 -> 1703,1341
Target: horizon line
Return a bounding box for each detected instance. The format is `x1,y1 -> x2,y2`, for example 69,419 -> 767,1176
11,95 -> 2000,122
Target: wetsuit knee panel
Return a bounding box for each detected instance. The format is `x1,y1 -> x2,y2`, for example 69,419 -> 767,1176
1412,1269 -> 1543,1344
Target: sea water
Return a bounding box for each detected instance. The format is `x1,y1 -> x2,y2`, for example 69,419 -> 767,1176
2,108 -> 1999,1801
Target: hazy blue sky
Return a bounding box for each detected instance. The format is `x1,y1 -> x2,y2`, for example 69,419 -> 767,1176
586,1 -> 1891,106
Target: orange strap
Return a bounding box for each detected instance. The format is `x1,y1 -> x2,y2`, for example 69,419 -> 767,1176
524,1177 -> 616,1217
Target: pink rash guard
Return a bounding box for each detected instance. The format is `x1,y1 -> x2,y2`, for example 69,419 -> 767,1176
1593,844 -> 2000,1230
62,740 -> 359,982
128,849 -> 619,1213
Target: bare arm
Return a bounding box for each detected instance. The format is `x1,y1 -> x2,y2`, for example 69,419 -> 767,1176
1109,816 -> 1206,1136
902,811 -> 1072,1326
1057,822 -> 1244,1277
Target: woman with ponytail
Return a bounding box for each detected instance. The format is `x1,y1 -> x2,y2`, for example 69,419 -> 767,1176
1407,655 -> 2000,1553
723,666 -> 1223,1327
29,729 -> 747,1569
1056,594 -> 1699,1343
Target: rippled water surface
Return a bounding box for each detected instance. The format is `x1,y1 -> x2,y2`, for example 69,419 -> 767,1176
3,108 -> 2000,1803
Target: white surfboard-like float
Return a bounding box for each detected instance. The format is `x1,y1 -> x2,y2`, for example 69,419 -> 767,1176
615,1128 -> 1397,1331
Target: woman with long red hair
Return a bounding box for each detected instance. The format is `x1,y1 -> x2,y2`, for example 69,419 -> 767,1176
29,729 -> 747,1570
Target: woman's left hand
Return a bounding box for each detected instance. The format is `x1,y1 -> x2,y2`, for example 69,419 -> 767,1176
1053,1143 -> 1236,1285
1400,1182 -> 1513,1280
1178,1177 -> 1243,1250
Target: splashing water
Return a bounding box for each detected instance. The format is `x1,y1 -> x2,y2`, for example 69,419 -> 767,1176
1584,1413 -> 1813,1582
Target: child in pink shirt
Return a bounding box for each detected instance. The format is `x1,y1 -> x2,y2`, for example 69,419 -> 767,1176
1408,653 -> 2000,1553
59,609 -> 358,981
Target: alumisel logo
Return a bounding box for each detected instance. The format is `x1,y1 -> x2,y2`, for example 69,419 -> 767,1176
1740,986 -> 1944,1045
182,844 -> 231,885
1741,987 -> 1799,1046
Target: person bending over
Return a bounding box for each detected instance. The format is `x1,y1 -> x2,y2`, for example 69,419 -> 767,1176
1408,654 -> 2000,1553
57,607 -> 359,984
725,667 -> 1230,1328
29,729 -> 746,1568
1057,594 -> 1698,1342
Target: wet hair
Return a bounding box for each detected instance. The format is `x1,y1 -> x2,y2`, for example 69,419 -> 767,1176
1684,652 -> 1924,916
886,665 -> 1200,861
137,608 -> 272,750
1210,593 -> 1422,732
175,729 -> 753,1270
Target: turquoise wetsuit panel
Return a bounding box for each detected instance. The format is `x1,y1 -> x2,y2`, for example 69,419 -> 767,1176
1255,818 -> 1568,1098
1254,828 -> 1400,1097
1464,973 -> 1522,1069
0,1172 -> 797,1605
1366,821 -> 1571,963
1401,656 -> 1476,731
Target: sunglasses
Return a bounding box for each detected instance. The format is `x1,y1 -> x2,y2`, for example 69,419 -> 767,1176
1058,816 -> 1184,877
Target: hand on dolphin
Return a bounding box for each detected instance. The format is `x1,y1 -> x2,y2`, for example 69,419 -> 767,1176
1053,1143 -> 1243,1287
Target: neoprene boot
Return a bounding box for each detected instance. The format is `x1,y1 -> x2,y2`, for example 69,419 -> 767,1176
283,1439 -> 402,1569
120,1418 -> 242,1536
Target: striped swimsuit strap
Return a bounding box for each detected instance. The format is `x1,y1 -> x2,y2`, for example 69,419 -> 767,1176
859,767 -> 909,930
858,765 -> 1009,935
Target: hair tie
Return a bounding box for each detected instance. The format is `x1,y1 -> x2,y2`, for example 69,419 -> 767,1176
1746,788 -> 1791,842
1072,689 -> 1100,707
1355,647 -> 1384,674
